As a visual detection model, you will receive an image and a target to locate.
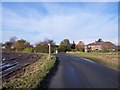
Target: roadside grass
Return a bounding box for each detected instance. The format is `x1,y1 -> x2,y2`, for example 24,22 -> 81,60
2,53 -> 56,89
68,52 -> 119,70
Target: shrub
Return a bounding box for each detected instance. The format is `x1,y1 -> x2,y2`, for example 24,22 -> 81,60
22,48 -> 34,53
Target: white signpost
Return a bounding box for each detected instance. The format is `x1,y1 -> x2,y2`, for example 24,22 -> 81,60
56,48 -> 58,54
48,43 -> 51,58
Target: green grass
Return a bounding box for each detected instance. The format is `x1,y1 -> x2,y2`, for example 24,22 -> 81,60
68,52 -> 119,70
2,54 -> 56,89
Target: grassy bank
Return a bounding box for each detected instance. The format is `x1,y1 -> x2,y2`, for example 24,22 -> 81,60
68,52 -> 119,70
2,54 -> 56,89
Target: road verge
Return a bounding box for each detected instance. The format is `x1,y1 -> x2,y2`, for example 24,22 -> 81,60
68,52 -> 119,70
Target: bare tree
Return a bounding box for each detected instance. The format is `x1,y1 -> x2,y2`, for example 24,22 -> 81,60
10,36 -> 17,44
75,41 -> 85,52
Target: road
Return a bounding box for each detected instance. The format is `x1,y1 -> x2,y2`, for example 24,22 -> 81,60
48,53 -> 119,88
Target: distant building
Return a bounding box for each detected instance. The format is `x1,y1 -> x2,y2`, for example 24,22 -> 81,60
116,46 -> 120,51
85,41 -> 116,52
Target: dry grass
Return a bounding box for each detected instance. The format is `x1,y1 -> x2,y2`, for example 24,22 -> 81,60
68,52 -> 119,70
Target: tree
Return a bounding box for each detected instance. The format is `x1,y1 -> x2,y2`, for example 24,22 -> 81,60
4,41 -> 12,51
22,47 -> 34,53
35,43 -> 48,53
10,36 -> 17,44
42,39 -> 56,53
97,38 -> 103,42
71,41 -> 76,49
75,41 -> 85,52
13,39 -> 30,52
24,41 -> 31,48
59,39 -> 71,52
13,40 -> 23,51
0,43 -> 3,49
35,39 -> 56,53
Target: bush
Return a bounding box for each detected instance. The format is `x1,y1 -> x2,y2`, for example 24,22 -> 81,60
35,44 -> 49,53
22,48 -> 34,53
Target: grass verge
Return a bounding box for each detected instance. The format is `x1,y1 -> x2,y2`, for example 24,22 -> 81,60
2,54 -> 56,89
68,52 -> 119,70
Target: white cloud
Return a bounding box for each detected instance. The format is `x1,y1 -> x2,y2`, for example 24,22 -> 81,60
2,2 -> 118,45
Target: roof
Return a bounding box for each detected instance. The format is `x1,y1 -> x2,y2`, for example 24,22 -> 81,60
86,41 -> 116,47
86,42 -> 103,46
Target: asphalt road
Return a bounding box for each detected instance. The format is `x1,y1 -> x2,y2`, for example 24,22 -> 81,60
48,53 -> 119,88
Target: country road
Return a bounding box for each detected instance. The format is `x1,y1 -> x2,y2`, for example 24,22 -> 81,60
48,53 -> 119,88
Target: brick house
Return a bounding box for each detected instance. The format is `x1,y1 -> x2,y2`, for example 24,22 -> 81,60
85,41 -> 116,52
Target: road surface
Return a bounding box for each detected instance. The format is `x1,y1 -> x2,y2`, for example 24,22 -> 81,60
48,53 -> 119,88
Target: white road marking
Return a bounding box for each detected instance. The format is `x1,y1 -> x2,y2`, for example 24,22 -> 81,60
83,58 -> 96,63
75,57 -> 96,63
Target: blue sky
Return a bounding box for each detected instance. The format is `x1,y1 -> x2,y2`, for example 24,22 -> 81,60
2,2 -> 118,45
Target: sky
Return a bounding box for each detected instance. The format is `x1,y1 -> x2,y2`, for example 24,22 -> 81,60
1,0 -> 119,2
1,2 -> 118,45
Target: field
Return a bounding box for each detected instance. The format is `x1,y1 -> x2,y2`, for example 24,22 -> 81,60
68,52 -> 119,70
1,52 -> 42,80
1,52 -> 56,88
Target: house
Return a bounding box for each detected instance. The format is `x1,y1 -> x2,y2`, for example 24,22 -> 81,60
116,45 -> 120,51
85,41 -> 116,52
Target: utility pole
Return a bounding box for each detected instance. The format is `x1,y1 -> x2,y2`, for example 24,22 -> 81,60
48,43 -> 51,58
